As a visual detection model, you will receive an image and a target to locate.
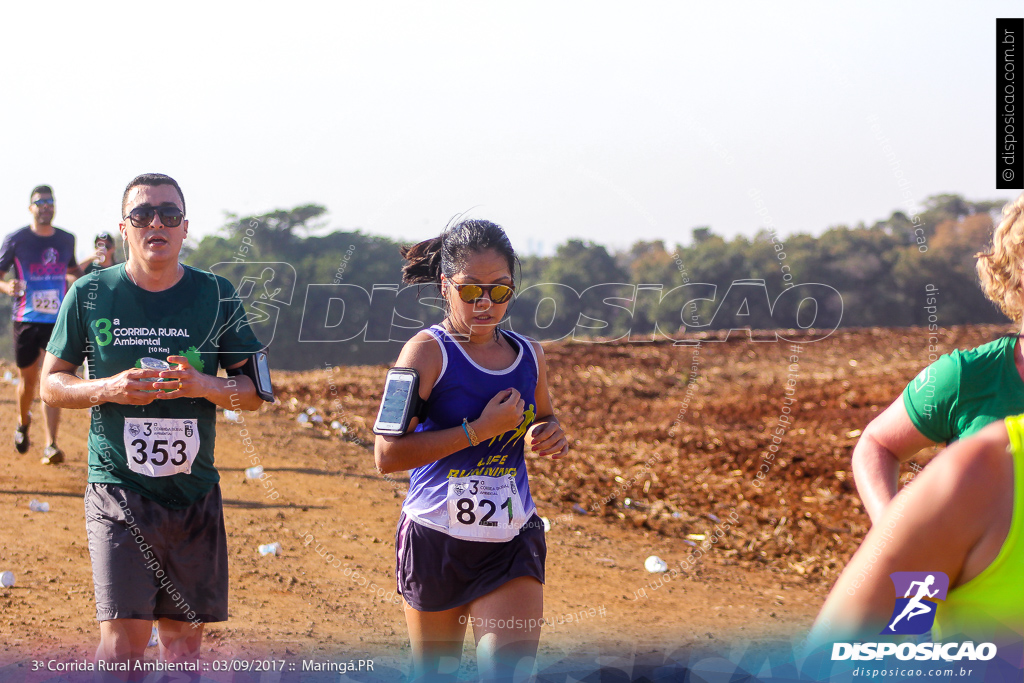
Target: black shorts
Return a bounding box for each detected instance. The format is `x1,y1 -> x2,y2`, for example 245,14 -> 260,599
396,513 -> 546,612
12,321 -> 54,368
84,482 -> 229,623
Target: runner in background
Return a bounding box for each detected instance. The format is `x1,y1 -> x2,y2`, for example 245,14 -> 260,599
79,231 -> 119,275
852,192 -> 1024,524
0,185 -> 83,464
811,414 -> 1024,644
40,173 -> 267,678
375,219 -> 569,683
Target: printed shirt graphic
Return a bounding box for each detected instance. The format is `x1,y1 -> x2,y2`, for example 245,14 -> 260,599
903,336 -> 1024,443
46,264 -> 263,509
402,325 -> 539,536
0,226 -> 77,322
882,571 -> 949,635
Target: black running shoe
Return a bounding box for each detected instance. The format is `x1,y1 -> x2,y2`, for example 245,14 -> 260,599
14,424 -> 29,454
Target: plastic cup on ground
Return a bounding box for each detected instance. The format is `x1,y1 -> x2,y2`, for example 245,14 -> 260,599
0,571 -> 14,587
258,542 -> 282,556
245,465 -> 264,479
645,555 -> 668,573
29,499 -> 50,513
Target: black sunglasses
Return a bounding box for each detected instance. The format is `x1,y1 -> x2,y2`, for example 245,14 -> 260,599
124,205 -> 184,229
450,283 -> 516,304
32,198 -> 54,207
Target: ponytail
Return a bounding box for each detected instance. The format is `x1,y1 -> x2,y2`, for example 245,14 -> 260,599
400,236 -> 444,284
400,218 -> 518,286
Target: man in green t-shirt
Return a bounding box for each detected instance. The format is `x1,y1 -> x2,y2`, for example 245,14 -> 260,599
40,173 -> 268,671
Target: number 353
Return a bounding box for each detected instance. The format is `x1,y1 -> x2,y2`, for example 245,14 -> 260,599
130,439 -> 188,466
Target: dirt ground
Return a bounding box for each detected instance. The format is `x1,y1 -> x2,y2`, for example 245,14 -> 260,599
0,324 -> 1007,677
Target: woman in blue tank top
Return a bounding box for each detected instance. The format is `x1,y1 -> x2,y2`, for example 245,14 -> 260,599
375,219 -> 569,683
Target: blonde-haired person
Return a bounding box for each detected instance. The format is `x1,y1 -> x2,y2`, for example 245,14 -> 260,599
853,193 -> 1024,525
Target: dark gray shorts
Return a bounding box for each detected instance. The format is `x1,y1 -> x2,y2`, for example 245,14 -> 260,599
84,482 -> 229,623
396,513 -> 546,612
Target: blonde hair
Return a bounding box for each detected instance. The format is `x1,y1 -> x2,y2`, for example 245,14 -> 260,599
977,193 -> 1024,323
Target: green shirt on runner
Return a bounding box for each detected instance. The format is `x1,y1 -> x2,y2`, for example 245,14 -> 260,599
46,263 -> 263,509
903,335 -> 1024,444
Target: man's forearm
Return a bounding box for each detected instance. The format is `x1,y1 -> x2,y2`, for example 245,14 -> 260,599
42,371 -> 108,409
205,374 -> 261,411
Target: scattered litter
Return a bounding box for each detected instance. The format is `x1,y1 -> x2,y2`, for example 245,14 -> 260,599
571,504 -> 588,515
296,413 -> 309,424
847,429 -> 862,438
29,500 -> 49,513
644,555 -> 668,573
2,371 -> 11,382
541,517 -> 551,533
330,420 -> 343,430
671,512 -> 682,519
245,466 -> 264,479
223,410 -> 241,422
686,534 -> 705,541
0,571 -> 14,587
682,539 -> 697,547
310,414 -> 324,424
258,542 -> 282,556
707,513 -> 721,523
148,624 -> 158,647
305,407 -> 317,415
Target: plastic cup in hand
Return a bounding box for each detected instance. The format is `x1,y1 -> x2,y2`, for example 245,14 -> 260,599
139,357 -> 174,392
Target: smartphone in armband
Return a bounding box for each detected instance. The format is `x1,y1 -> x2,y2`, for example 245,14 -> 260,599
252,350 -> 274,402
373,368 -> 425,436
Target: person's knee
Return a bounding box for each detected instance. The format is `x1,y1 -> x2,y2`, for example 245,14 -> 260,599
98,622 -> 147,660
18,363 -> 40,384
158,621 -> 203,658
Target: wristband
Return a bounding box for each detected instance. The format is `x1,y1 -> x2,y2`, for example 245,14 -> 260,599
462,418 -> 480,447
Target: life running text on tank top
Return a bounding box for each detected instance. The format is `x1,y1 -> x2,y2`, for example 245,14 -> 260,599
402,325 -> 539,542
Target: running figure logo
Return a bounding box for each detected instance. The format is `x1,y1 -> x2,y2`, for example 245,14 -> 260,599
881,571 -> 950,635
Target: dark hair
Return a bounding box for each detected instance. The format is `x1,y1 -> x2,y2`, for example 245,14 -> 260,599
30,185 -> 53,200
401,218 -> 517,286
121,173 -> 186,218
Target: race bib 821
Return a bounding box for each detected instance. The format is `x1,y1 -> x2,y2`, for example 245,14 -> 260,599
446,474 -> 526,542
122,417 -> 201,477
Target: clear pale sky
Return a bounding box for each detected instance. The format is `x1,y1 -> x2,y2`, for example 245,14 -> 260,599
0,1 -> 1019,258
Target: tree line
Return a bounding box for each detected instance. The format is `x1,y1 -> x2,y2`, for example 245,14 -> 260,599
0,194 -> 1010,369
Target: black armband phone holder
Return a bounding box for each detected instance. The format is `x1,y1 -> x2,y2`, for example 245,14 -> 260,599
372,367 -> 428,436
227,349 -> 274,402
